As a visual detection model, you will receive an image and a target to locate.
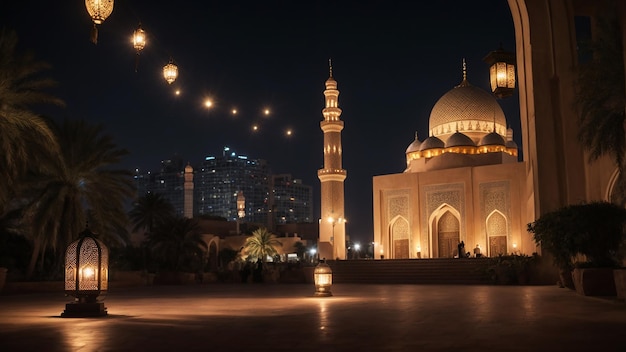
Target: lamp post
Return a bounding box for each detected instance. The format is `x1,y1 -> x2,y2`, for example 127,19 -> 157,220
354,243 -> 360,259
61,226 -> 108,317
483,44 -> 516,99
313,260 -> 333,297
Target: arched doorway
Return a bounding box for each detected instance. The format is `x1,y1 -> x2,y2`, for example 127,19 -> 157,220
390,216 -> 410,259
486,210 -> 508,256
429,204 -> 461,258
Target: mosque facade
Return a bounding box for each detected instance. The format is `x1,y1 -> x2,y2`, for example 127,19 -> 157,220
373,64 -> 533,259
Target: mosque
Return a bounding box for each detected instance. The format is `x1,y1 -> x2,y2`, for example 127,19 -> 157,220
371,62 -> 532,259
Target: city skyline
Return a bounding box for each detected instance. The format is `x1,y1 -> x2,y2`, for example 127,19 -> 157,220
1,1 -> 520,244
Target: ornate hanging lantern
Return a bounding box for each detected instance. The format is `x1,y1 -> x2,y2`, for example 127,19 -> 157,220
313,260 -> 333,297
133,23 -> 146,72
133,23 -> 146,52
163,59 -> 178,84
61,226 -> 109,317
85,0 -> 114,44
483,44 -> 516,99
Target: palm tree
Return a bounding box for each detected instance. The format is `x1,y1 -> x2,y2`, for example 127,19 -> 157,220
146,216 -> 207,272
129,193 -> 175,235
575,5 -> 626,204
244,227 -> 282,262
0,28 -> 64,212
21,118 -> 135,278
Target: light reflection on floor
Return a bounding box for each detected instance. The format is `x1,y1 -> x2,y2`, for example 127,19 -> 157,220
1,284 -> 625,351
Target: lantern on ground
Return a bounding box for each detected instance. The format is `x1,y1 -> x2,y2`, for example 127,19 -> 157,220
313,260 -> 333,297
61,226 -> 109,317
482,44 -> 516,99
163,59 -> 178,84
85,0 -> 114,44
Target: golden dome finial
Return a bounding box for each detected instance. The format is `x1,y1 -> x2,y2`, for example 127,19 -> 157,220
462,58 -> 467,81
329,58 -> 333,78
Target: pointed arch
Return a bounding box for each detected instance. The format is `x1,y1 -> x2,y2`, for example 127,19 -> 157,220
428,204 -> 461,258
389,215 -> 410,259
486,210 -> 508,256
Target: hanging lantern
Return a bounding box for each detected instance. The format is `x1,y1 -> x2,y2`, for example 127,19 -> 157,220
85,0 -> 114,44
61,226 -> 109,317
133,23 -> 146,52
163,59 -> 178,84
483,44 -> 516,99
133,23 -> 146,72
313,260 -> 333,297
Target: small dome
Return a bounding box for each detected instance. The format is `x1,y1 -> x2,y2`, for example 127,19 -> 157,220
405,133 -> 421,153
506,140 -> 518,149
419,135 -> 445,151
185,163 -> 193,173
479,131 -> 506,146
445,131 -> 476,148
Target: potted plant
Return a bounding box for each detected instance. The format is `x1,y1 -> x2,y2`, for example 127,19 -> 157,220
529,201 -> 626,296
527,206 -> 578,289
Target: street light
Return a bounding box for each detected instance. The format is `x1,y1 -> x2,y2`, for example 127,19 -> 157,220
61,226 -> 108,317
354,243 -> 360,259
313,260 -> 333,297
309,248 -> 317,264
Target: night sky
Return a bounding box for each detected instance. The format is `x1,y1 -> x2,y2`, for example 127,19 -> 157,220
1,1 -> 520,245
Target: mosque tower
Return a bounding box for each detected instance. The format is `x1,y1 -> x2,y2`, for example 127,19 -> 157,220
318,60 -> 347,260
184,163 -> 194,218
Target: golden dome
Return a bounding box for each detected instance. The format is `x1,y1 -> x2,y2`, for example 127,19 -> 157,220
445,131 -> 476,148
429,80 -> 507,142
419,135 -> 444,151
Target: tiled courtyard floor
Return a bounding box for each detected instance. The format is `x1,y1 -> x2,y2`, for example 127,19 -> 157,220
1,283 -> 625,351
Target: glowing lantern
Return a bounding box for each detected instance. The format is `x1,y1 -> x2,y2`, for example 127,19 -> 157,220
61,226 -> 109,317
163,59 -> 178,84
483,44 -> 516,99
313,260 -> 333,297
133,23 -> 146,52
133,23 -> 146,72
85,0 -> 114,44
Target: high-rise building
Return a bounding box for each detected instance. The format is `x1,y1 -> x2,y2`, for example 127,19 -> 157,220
194,146 -> 271,224
133,155 -> 185,217
133,147 -> 314,230
271,174 -> 314,225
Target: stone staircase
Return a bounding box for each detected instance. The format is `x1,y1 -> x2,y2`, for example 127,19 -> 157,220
327,258 -> 493,285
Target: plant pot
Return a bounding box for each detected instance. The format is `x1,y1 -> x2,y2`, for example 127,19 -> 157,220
572,267 -> 616,296
614,268 -> 626,301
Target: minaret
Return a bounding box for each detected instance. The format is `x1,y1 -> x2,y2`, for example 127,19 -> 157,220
184,163 -> 194,218
318,59 -> 347,260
